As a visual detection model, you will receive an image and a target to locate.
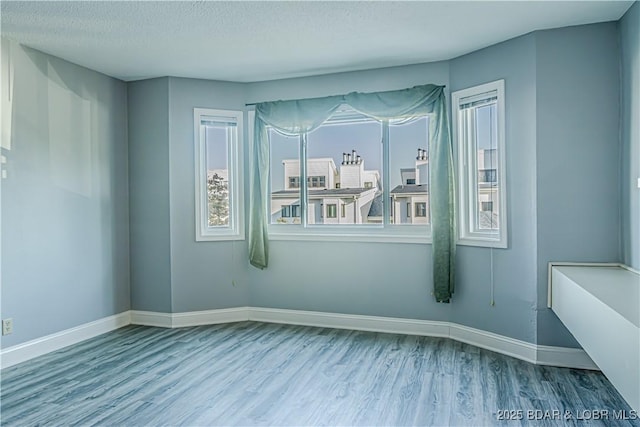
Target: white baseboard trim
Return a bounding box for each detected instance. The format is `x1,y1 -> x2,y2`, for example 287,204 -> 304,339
1,307 -> 597,372
0,311 -> 131,370
536,344 -> 599,370
172,307 -> 249,328
129,310 -> 173,328
449,323 -> 538,364
130,308 -> 249,328
247,307 -> 596,370
248,307 -> 450,337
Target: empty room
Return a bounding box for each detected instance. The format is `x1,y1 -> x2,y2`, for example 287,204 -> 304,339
1,1 -> 639,425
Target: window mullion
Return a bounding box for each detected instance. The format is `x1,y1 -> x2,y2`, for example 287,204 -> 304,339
227,126 -> 235,230
468,110 -> 478,233
200,125 -> 208,233
300,132 -> 308,227
382,120 -> 390,226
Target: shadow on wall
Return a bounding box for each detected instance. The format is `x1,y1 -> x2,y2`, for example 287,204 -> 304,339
1,42 -> 130,342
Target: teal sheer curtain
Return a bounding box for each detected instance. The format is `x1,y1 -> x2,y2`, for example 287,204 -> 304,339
249,84 -> 456,302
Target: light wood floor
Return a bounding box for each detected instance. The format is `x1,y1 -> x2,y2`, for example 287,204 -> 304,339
1,322 -> 637,426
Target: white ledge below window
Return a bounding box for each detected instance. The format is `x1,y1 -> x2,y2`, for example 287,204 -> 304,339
268,225 -> 431,244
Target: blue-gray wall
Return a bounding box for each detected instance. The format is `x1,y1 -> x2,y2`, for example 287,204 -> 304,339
449,34 -> 539,344
536,22 -> 621,345
128,78 -> 172,312
245,62 -> 453,323
620,2 -> 640,271
1,42 -> 130,347
535,23 -> 622,346
167,77 -> 249,312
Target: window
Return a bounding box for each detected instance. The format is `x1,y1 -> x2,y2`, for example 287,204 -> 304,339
309,176 -> 326,188
415,202 -> 427,217
481,201 -> 493,212
289,176 -> 326,189
194,108 -> 243,241
479,169 -> 497,183
452,80 -> 507,248
265,105 -> 431,242
281,206 -> 291,218
406,202 -> 411,217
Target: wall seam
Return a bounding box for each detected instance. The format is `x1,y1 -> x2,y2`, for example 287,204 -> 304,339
167,76 -> 175,313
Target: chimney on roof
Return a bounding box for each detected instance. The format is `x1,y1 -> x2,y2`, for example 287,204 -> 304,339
340,148 -> 364,188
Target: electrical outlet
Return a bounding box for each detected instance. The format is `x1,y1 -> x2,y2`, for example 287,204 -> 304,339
2,318 -> 13,335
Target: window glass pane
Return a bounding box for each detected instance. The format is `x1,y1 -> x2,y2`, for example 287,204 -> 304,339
204,123 -> 232,227
474,103 -> 499,231
453,80 -> 506,247
270,129 -> 300,224
389,116 -> 430,225
306,106 -> 382,225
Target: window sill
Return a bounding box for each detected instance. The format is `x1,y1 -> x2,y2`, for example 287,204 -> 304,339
268,227 -> 431,244
457,236 -> 507,249
196,232 -> 245,242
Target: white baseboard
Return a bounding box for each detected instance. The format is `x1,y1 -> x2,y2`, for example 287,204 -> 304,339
172,307 -> 249,327
0,311 -> 131,369
449,323 -> 538,364
248,307 -> 450,337
130,310 -> 173,328
1,307 -> 597,372
130,308 -> 249,328
536,345 -> 598,370
246,307 -> 595,370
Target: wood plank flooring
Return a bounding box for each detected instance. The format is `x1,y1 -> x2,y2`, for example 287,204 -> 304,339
1,322 -> 638,426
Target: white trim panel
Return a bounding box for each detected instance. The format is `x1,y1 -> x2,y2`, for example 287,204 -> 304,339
551,266 -> 639,411
0,312 -> 131,369
547,262 -> 638,307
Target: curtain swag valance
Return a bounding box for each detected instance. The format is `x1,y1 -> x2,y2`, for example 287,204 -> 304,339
248,84 -> 456,302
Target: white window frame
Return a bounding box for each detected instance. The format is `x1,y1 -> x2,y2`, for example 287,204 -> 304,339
194,108 -> 244,241
452,80 -> 507,248
249,110 -> 432,244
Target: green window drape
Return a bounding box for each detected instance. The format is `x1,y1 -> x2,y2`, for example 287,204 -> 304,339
249,84 -> 456,302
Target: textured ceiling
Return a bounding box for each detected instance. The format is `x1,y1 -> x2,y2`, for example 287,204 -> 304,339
1,1 -> 634,83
